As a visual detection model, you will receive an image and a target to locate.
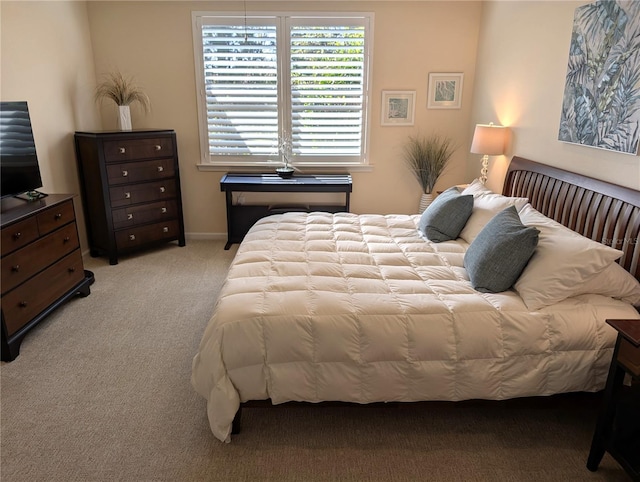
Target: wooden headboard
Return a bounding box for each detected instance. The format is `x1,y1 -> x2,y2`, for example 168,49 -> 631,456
503,156 -> 640,281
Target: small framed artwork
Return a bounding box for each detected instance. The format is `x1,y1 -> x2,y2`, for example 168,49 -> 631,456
427,73 -> 463,109
381,90 -> 416,126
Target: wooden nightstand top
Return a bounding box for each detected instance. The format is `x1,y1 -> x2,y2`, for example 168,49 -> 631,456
606,319 -> 640,347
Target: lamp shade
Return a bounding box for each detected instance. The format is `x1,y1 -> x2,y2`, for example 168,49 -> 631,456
470,124 -> 507,155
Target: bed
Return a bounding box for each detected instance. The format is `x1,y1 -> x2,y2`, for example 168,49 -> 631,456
192,156 -> 640,443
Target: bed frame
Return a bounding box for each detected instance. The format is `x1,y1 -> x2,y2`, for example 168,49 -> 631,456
231,156 -> 640,434
503,156 -> 640,281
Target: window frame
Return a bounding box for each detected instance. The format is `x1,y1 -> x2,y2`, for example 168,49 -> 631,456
192,11 -> 373,171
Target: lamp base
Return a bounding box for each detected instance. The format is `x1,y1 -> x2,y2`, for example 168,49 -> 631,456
480,155 -> 489,185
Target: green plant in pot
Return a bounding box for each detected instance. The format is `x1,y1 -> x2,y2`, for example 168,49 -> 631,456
95,71 -> 150,131
403,133 -> 456,213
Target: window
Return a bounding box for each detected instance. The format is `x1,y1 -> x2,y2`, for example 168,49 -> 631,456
192,12 -> 372,168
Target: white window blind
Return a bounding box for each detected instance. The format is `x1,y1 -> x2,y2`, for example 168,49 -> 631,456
193,13 -> 371,167
289,22 -> 366,160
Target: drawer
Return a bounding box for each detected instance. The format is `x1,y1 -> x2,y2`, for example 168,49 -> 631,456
103,137 -> 174,163
1,222 -> 80,294
115,220 -> 180,250
1,217 -> 39,257
112,200 -> 178,230
36,199 -> 75,236
1,250 -> 85,336
109,180 -> 177,208
107,159 -> 175,186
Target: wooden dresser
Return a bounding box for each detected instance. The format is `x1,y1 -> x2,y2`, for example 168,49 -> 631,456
74,130 -> 186,265
1,194 -> 94,361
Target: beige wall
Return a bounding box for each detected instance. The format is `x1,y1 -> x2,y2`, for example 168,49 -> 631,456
4,1 -> 637,242
85,1 -> 482,236
1,1 -> 101,248
470,1 -> 640,193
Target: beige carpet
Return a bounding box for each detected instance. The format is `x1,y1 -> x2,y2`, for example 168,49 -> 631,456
0,240 -> 630,481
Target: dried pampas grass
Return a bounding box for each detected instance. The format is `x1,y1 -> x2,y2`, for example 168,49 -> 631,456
95,71 -> 150,112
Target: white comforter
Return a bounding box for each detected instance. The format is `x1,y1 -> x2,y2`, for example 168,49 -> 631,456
192,212 -> 639,442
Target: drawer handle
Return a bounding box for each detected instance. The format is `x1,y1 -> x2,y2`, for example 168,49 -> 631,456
63,236 -> 71,243
125,192 -> 131,199
163,226 -> 169,233
122,170 -> 128,177
160,186 -> 166,193
11,265 -> 20,272
157,166 -> 164,172
127,213 -> 134,220
13,232 -> 21,240
155,145 -> 162,151
19,301 -> 27,308
161,207 -> 167,214
119,147 -> 126,154
129,234 -> 136,241
68,267 -> 76,273
55,213 -> 62,220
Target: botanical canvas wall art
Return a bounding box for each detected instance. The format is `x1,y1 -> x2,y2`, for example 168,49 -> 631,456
558,1 -> 640,154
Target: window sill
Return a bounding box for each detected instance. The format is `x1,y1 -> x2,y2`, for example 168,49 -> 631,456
196,163 -> 373,173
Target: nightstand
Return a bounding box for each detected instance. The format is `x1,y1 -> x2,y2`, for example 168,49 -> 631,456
587,319 -> 640,479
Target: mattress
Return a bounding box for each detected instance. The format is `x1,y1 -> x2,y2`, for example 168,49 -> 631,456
192,212 -> 639,442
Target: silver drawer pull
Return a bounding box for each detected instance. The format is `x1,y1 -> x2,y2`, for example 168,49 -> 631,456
122,170 -> 128,177
119,147 -> 126,154
160,186 -> 166,193
155,145 -> 162,151
129,234 -> 136,241
127,213 -> 134,220
157,166 -> 164,172
125,192 -> 131,199
161,207 -> 167,214
13,232 -> 21,240
55,213 -> 62,220
68,267 -> 76,273
163,227 -> 169,233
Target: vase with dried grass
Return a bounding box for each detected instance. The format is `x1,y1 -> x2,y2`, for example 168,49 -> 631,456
403,134 -> 456,213
95,71 -> 150,131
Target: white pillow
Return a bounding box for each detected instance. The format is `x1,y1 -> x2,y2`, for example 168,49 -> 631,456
460,178 -> 492,196
458,189 -> 529,244
574,262 -> 640,306
514,204 -> 624,310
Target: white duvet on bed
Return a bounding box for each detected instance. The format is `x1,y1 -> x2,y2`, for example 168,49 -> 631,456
192,212 -> 639,442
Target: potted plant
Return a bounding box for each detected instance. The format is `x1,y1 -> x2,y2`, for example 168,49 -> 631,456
95,71 -> 150,131
403,133 -> 457,212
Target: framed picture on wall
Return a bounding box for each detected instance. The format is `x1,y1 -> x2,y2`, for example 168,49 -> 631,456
427,73 -> 463,109
381,90 -> 416,126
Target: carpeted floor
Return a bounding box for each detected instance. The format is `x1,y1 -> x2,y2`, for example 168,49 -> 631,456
0,240 -> 631,481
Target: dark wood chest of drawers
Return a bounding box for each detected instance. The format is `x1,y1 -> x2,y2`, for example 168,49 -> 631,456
74,130 -> 186,265
1,194 -> 94,361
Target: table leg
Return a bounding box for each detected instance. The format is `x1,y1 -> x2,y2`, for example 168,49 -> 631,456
587,337 -> 625,471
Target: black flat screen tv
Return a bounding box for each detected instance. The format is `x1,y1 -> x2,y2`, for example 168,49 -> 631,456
0,101 -> 43,199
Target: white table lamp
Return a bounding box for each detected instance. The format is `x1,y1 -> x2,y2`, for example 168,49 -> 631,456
470,123 -> 508,184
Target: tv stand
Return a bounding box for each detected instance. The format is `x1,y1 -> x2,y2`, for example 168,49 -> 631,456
1,194 -> 94,361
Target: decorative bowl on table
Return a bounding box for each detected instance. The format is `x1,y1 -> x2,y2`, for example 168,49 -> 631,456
276,167 -> 295,179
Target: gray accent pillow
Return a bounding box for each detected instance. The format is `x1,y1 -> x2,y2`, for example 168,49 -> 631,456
418,187 -> 474,242
464,205 -> 539,293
